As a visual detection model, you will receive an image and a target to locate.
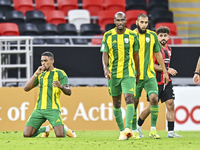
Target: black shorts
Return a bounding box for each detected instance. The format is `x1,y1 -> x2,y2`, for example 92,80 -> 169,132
147,81 -> 175,103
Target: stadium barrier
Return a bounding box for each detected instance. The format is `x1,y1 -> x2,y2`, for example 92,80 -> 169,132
0,87 -> 166,131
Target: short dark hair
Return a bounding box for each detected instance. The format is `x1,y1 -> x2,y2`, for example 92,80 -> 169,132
41,51 -> 54,59
156,26 -> 170,35
137,13 -> 148,21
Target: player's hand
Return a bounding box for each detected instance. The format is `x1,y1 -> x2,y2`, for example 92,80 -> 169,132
163,72 -> 169,85
104,68 -> 111,80
35,66 -> 45,76
193,74 -> 200,85
52,81 -> 62,88
168,68 -> 178,76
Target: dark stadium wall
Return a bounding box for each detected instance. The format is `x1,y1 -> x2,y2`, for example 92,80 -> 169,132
34,47 -> 104,77
33,46 -> 200,78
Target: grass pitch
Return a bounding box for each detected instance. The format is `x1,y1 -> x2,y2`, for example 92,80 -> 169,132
0,130 -> 200,150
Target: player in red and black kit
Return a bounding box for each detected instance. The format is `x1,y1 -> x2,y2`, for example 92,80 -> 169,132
135,26 -> 182,138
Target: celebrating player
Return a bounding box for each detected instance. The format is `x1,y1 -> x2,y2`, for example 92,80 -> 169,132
23,51 -> 73,138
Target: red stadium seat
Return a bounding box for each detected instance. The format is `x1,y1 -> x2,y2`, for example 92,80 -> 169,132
167,39 -> 182,45
46,10 -> 66,26
104,0 -> 126,12
82,0 -> 103,16
35,0 -> 55,16
91,35 -> 103,45
57,0 -> 78,16
0,23 -> 19,36
13,0 -> 34,15
98,10 -> 118,31
126,10 -> 147,29
155,22 -> 177,36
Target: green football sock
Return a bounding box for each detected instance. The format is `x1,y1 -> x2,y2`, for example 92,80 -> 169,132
132,109 -> 137,130
125,104 -> 135,129
113,107 -> 124,131
31,127 -> 46,137
150,105 -> 159,127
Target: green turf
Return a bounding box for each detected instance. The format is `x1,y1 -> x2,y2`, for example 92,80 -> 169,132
0,131 -> 200,150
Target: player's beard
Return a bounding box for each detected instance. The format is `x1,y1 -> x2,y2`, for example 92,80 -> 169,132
137,25 -> 146,34
160,40 -> 167,46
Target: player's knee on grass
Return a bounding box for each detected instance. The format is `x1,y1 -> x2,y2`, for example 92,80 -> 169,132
23,126 -> 36,137
23,132 -> 32,137
54,125 -> 65,137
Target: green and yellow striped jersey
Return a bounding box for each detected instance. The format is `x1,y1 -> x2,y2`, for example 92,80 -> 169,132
34,68 -> 69,110
100,28 -> 139,78
133,29 -> 161,80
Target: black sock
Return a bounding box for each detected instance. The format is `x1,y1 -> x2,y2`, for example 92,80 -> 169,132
138,117 -> 144,126
168,121 -> 174,131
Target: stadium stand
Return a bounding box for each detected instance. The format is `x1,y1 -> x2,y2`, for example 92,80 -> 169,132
126,0 -> 147,11
57,23 -> 78,35
0,23 -> 19,36
105,23 -> 115,32
0,0 -> 13,15
5,10 -> 25,25
151,10 -> 173,30
91,35 -> 103,45
57,0 -> 78,16
35,0 -> 56,16
0,0 -> 183,46
68,9 -> 90,32
78,0 -> 82,4
82,0 -> 103,16
72,38 -> 88,45
104,0 -> 126,12
148,0 -> 169,13
45,38 -> 66,44
39,23 -> 58,35
80,23 -> 101,35
0,12 -> 4,23
17,21 -> 45,44
80,23 -> 102,43
46,10 -> 66,26
98,10 -> 117,31
13,0 -> 34,16
126,10 -> 147,29
155,22 -> 177,36
25,11 -> 46,28
32,39 -> 45,44
18,23 -> 39,35
131,24 -> 137,30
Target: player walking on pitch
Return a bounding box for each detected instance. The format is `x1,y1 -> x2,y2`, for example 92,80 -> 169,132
136,26 -> 182,138
101,11 -> 140,140
131,14 -> 169,139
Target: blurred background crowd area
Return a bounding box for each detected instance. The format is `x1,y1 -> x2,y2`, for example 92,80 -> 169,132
0,0 -> 199,45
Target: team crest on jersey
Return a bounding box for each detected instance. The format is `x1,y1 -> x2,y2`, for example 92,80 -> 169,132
124,38 -> 129,43
146,37 -> 150,43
